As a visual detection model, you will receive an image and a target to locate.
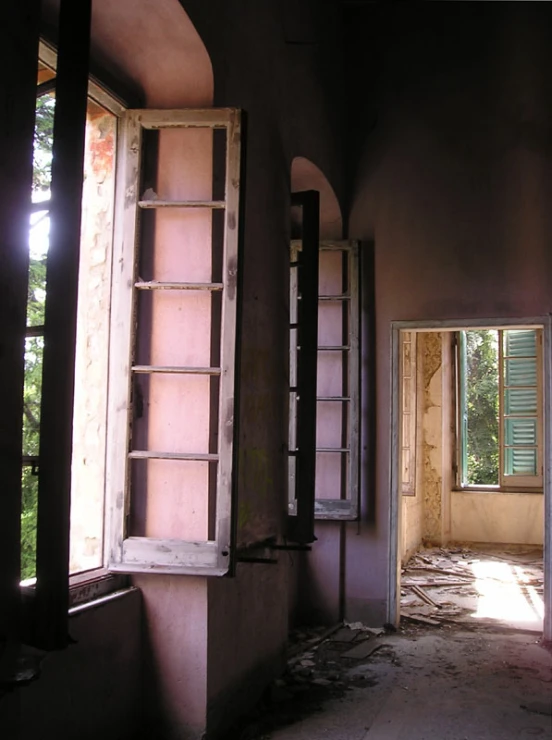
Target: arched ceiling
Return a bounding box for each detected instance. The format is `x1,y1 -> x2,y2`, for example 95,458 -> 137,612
291,157 -> 343,240
42,0 -> 213,107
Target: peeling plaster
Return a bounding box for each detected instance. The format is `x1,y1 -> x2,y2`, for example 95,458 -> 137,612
421,333 -> 443,544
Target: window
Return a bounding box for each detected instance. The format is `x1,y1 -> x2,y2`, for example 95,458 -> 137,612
23,42 -> 242,612
289,239 -> 360,523
22,43 -> 124,592
106,109 -> 242,575
457,328 -> 543,490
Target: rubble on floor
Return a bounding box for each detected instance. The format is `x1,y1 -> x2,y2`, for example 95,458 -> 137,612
400,545 -> 544,631
224,623 -> 399,739
222,547 -> 545,738
223,618 -> 552,740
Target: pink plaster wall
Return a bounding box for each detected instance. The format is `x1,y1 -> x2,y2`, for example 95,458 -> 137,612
29,2 -> 346,736
1,591 -> 142,740
345,3 -> 552,623
288,158 -> 345,626
133,575 -> 209,738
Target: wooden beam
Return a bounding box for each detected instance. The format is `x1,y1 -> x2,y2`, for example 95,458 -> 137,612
288,190 -> 319,544
0,1 -> 41,645
34,0 -> 91,650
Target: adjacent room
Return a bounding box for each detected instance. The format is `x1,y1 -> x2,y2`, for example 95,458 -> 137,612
399,326 -> 545,632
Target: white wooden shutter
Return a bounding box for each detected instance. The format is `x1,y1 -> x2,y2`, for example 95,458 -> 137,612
107,109 -> 242,575
289,240 -> 360,522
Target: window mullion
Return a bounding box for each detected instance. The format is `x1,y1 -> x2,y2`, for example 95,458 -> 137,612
107,109 -> 242,575
106,111 -> 143,569
287,191 -> 319,543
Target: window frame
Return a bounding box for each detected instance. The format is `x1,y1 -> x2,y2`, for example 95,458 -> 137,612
20,41 -> 130,618
106,108 -> 242,576
456,327 -> 544,493
287,191 -> 320,543
288,238 -> 361,522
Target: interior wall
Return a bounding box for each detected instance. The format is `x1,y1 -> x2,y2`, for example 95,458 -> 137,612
33,2 -> 345,738
346,2 -> 552,623
401,335 -> 423,563
1,591 -> 143,740
420,333 -> 445,545
197,1 -> 345,722
402,494 -> 422,563
451,493 -> 544,546
403,329 -> 545,557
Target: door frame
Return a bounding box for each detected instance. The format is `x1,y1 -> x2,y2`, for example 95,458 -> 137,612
388,317 -> 552,643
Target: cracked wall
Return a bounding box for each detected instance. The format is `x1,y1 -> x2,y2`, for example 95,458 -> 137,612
421,333 -> 443,545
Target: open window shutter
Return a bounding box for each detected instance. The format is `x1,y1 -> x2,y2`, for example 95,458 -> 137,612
313,241 -> 360,519
107,109 -> 242,575
287,190 -> 319,543
501,329 -> 542,486
34,0 -> 91,649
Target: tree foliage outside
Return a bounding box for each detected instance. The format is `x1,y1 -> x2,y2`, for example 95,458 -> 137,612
21,93 -> 54,580
465,330 -> 499,486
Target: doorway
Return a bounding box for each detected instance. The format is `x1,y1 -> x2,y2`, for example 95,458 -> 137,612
388,319 -> 552,642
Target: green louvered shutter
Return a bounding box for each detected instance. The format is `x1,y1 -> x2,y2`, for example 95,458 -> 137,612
501,329 -> 542,487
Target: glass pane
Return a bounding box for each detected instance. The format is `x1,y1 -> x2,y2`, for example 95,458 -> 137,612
33,92 -> 55,197
138,208 -> 220,283
316,350 -> 345,397
505,388 -> 537,416
29,89 -> 53,328
135,290 -> 217,368
504,357 -> 537,387
37,61 -> 55,85
26,246 -> 47,327
141,127 -> 223,202
132,373 -> 218,455
505,447 -> 537,476
315,451 -> 349,501
129,458 -> 215,540
464,330 -> 499,485
318,301 -> 345,346
316,400 -> 348,449
69,97 -> 117,575
318,250 -> 343,296
22,337 -> 43,456
21,468 -> 39,582
504,418 -> 537,446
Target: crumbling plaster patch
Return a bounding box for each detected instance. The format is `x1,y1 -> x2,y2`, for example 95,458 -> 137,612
421,333 -> 443,544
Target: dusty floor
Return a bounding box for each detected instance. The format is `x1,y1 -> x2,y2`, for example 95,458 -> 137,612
227,623 -> 551,740
401,546 -> 544,633
225,548 -> 550,740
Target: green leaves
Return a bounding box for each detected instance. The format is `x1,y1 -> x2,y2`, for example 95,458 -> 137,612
465,330 -> 499,485
21,90 -> 54,580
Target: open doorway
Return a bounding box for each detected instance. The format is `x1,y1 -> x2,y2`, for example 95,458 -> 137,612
389,319 -> 552,642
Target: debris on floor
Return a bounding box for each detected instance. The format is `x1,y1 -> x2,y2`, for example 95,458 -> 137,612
223,619 -> 552,740
400,545 -> 544,631
224,623 -> 398,739
222,546 -> 545,738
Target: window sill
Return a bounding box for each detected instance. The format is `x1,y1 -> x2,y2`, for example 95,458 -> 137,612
454,487 -> 543,495
20,569 -> 130,610
69,585 -> 138,616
